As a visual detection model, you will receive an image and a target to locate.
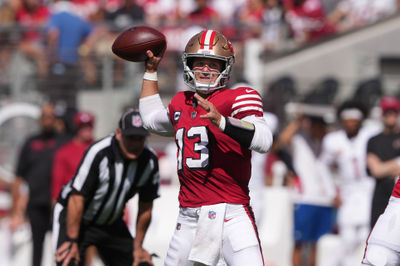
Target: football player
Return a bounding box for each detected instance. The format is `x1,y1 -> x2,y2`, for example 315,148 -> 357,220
139,30 -> 273,265
318,101 -> 380,266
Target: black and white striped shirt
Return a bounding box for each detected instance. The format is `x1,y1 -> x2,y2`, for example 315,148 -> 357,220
58,134 -> 160,225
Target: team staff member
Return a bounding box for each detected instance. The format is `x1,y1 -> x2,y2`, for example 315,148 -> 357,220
139,30 -> 272,265
366,96 -> 400,229
51,111 -> 95,204
53,109 -> 159,266
12,103 -> 66,266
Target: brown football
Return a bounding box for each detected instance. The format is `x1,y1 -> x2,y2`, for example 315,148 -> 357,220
112,26 -> 167,62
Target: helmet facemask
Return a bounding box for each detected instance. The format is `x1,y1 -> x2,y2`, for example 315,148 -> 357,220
182,30 -> 235,94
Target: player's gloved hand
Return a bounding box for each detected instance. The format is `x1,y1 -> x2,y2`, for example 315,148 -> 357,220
133,247 -> 154,266
194,93 -> 222,127
55,241 -> 80,266
145,50 -> 162,73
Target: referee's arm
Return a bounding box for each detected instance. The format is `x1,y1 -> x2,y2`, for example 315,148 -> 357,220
66,191 -> 84,241
56,190 -> 84,266
134,201 -> 153,265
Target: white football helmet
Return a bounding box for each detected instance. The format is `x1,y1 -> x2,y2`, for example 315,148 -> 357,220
182,30 -> 235,93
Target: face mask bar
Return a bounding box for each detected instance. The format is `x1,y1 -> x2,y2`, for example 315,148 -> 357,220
182,53 -> 233,93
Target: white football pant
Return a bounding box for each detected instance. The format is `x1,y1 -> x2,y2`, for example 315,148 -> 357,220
164,204 -> 264,266
361,197 -> 400,266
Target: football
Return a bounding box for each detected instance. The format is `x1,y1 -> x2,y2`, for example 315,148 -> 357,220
112,26 -> 167,62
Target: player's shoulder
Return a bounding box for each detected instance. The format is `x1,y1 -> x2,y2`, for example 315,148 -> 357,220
229,86 -> 261,98
85,135 -> 113,156
225,86 -> 263,118
170,90 -> 194,107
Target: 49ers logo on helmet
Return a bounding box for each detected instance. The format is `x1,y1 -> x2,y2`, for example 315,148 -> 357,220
228,41 -> 234,53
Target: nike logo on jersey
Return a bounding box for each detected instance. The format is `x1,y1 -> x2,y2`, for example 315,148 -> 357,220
224,218 -> 233,222
245,89 -> 253,93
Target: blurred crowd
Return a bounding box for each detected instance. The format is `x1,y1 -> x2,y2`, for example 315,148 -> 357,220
0,0 -> 399,104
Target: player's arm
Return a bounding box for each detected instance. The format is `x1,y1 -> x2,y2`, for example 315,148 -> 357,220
56,191 -> 83,266
134,201 -> 154,266
141,50 -> 161,98
139,50 -> 174,136
10,177 -> 28,230
367,153 -> 400,178
194,93 -> 272,153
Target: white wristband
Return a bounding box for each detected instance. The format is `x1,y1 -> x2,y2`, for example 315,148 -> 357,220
143,72 -> 158,81
218,116 -> 226,131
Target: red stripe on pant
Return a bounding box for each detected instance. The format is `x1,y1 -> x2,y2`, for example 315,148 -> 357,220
243,204 -> 265,266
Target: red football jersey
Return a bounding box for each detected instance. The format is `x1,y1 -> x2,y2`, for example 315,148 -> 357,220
391,178 -> 400,198
51,139 -> 93,200
168,87 -> 263,207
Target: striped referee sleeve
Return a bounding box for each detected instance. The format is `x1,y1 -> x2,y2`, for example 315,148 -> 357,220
72,136 -> 112,195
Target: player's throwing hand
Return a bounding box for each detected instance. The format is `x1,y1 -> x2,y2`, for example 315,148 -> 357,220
145,50 -> 162,72
194,93 -> 222,127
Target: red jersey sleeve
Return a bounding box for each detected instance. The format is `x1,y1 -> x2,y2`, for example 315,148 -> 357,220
229,87 -> 263,119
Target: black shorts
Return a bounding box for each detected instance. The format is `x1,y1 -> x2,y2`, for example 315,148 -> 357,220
53,203 -> 133,266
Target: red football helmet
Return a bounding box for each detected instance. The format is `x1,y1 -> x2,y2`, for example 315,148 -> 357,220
182,30 -> 235,93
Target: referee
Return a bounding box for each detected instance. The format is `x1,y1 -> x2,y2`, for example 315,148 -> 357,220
52,109 -> 159,266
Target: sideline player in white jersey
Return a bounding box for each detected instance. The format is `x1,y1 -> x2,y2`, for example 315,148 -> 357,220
138,30 -> 273,265
318,100 -> 380,266
278,113 -> 337,266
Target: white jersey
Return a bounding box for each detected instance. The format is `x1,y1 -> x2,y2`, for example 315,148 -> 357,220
319,126 -> 379,225
291,134 -> 336,206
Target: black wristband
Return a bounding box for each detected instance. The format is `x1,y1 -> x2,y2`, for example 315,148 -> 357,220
223,117 -> 255,148
66,235 -> 79,243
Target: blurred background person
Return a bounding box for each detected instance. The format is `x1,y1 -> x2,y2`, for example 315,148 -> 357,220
51,110 -> 95,205
367,96 -> 400,229
186,0 -> 220,28
105,0 -> 145,31
16,0 -> 50,79
44,0 -> 94,108
283,0 -> 336,45
261,0 -> 284,51
11,103 -> 66,266
249,111 -> 278,225
277,112 -> 336,266
318,100 -> 380,266
327,0 -> 399,33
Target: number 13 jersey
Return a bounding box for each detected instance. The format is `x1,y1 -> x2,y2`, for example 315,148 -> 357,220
168,87 -> 263,207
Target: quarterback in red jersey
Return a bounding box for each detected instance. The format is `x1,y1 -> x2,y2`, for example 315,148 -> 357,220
139,30 -> 272,265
